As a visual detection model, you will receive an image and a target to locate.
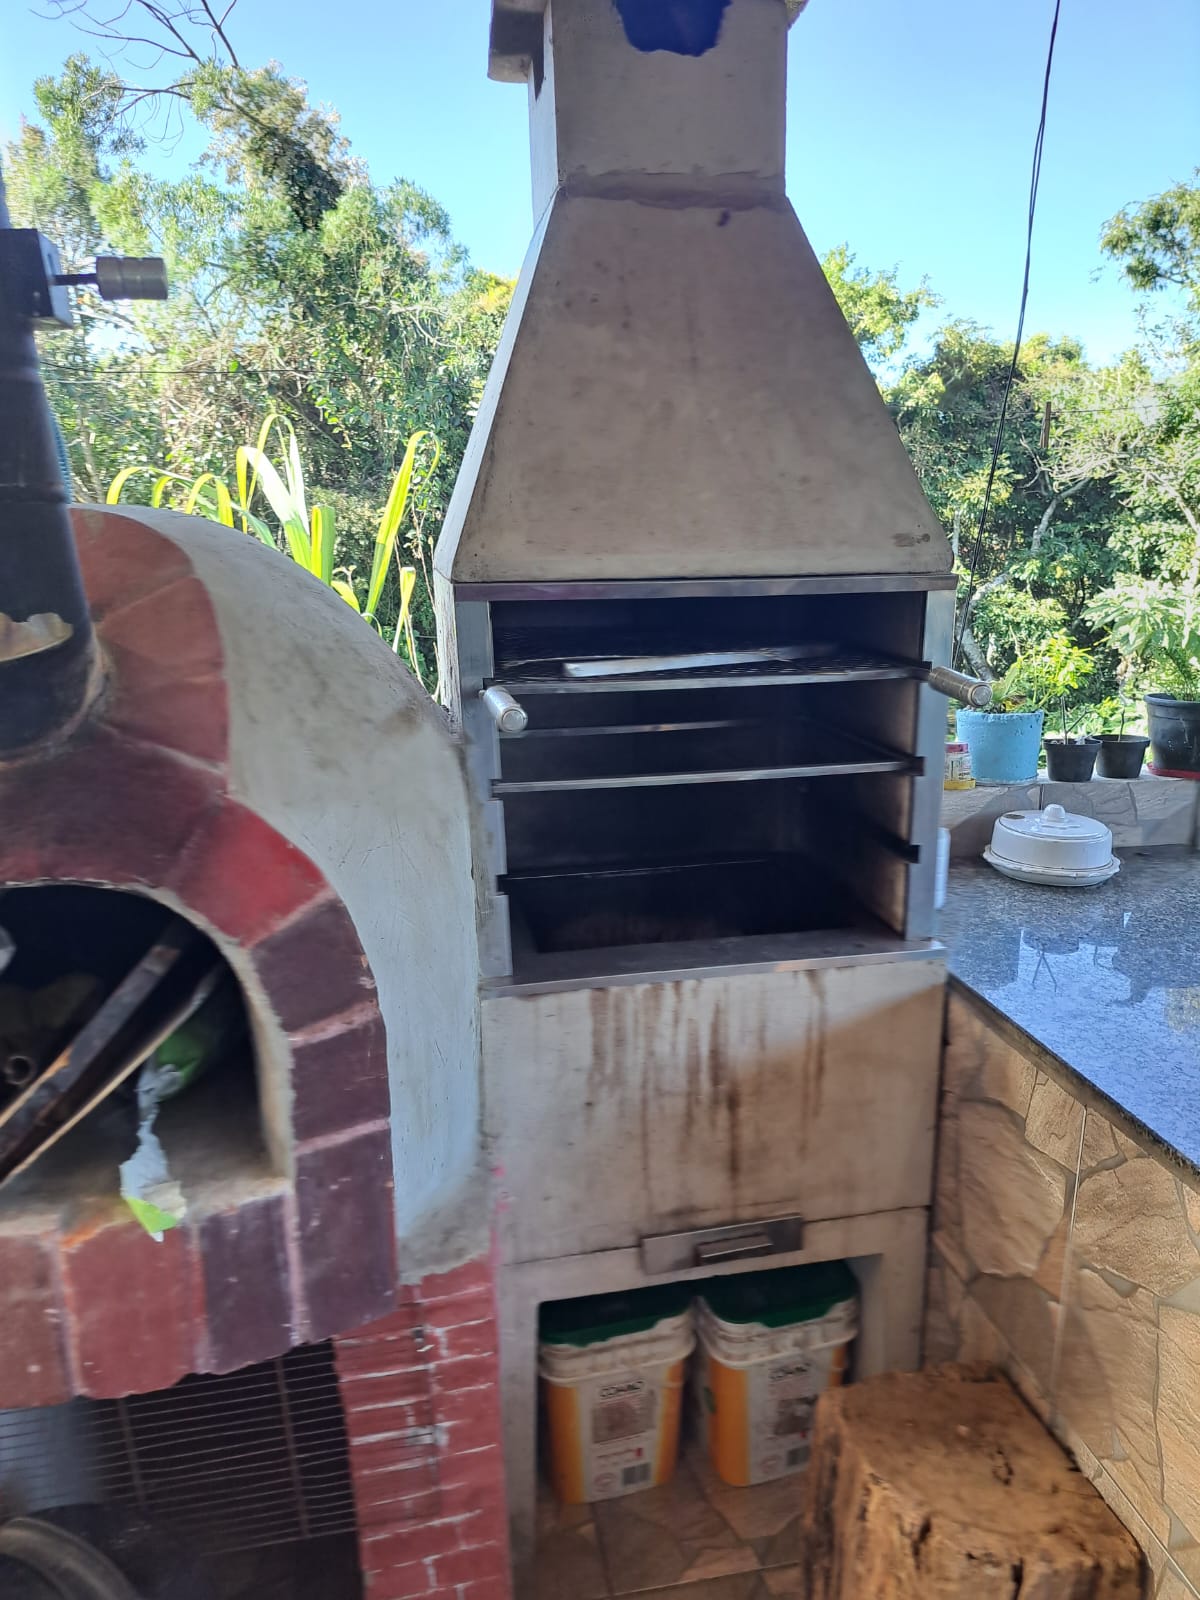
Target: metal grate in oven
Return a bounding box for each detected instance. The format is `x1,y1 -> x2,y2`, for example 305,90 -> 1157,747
493,647 -> 921,692
0,1343 -> 368,1555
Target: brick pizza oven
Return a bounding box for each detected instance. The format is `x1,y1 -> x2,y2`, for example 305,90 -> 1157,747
0,186 -> 513,1597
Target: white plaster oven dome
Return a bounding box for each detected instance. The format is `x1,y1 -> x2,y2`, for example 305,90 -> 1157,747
0,505 -> 481,1404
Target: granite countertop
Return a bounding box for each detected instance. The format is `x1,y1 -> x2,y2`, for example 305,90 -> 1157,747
940,847 -> 1200,1172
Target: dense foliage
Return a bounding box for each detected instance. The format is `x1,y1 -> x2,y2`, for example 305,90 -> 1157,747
4,26 -> 512,679
5,2 -> 1198,717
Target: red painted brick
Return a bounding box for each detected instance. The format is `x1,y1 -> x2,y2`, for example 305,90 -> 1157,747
336,1340 -> 430,1385
345,1421 -> 436,1461
434,1320 -> 497,1362
339,1321 -> 428,1359
0,724 -> 218,888
432,1544 -> 505,1588
345,1436 -> 440,1480
372,1587 -> 457,1600
458,1577 -> 513,1600
339,1300 -> 422,1342
99,575 -> 224,687
417,1260 -> 493,1303
438,1420 -> 502,1465
431,1354 -> 502,1397
198,1193 -> 294,1369
428,1385 -> 501,1431
62,1216 -> 204,1396
0,1231 -> 71,1407
74,507 -> 193,622
295,1125 -> 395,1339
454,1502 -> 511,1553
436,1446 -> 506,1494
288,1007 -> 391,1142
169,801 -> 327,947
420,1289 -> 496,1331
356,1485 -> 442,1526
361,1558 -> 432,1597
104,672 -> 227,765
364,1520 -> 466,1567
380,1587 -> 460,1600
253,898 -> 376,1033
343,1400 -> 437,1442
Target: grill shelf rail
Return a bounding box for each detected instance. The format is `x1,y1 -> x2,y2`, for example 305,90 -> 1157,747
488,646 -> 925,694
492,716 -> 920,794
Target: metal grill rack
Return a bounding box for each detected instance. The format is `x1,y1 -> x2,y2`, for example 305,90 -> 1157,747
0,1344 -> 367,1556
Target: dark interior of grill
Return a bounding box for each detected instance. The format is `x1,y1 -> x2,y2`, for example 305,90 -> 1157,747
483,592 -> 935,975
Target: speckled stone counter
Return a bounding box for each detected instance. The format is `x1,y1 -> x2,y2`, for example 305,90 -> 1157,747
940,847 -> 1200,1173
929,847 -> 1200,1598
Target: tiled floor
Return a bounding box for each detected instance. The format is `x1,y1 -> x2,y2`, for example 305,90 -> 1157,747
534,1446 -> 804,1599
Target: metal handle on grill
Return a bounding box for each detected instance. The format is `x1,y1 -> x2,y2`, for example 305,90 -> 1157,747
693,1231 -> 775,1266
925,666 -> 992,708
480,685 -> 528,734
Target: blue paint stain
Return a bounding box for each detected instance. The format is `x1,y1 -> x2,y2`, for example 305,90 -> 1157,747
611,0 -> 730,56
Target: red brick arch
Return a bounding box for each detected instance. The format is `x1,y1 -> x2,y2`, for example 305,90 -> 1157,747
0,508 -> 396,1405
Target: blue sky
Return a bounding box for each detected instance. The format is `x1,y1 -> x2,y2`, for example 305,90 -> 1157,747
3,0 -> 1197,363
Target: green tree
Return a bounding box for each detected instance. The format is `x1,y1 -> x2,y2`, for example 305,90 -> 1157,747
6,6 -> 513,672
821,244 -> 937,368
1069,177 -> 1200,696
1100,171 -> 1200,308
886,323 -> 1120,685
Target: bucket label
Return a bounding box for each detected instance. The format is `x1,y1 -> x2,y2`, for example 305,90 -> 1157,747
740,1347 -> 840,1483
594,1376 -> 654,1443
576,1369 -> 669,1500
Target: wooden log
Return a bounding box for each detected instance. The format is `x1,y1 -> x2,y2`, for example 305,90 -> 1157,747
800,1363 -> 1142,1599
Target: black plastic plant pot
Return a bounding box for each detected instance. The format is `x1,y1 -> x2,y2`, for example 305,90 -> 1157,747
1043,737 -> 1100,782
1146,695 -> 1200,778
1095,734 -> 1151,779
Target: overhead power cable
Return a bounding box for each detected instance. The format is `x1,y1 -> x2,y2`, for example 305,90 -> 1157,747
952,0 -> 1064,668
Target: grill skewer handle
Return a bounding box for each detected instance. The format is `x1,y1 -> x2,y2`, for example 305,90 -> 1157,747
925,666 -> 992,708
480,685 -> 528,734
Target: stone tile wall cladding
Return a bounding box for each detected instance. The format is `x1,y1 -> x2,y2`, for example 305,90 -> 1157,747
927,985 -> 1200,1599
941,777 -> 1200,859
334,1255 -> 513,1600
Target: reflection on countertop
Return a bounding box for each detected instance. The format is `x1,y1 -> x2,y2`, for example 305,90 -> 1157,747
940,847 -> 1200,1171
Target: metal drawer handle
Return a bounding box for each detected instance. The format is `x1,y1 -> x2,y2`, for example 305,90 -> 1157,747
694,1231 -> 775,1265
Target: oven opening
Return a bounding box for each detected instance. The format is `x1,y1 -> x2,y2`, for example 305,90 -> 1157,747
531,1260 -> 860,1588
0,885 -> 262,1214
481,586 -> 934,980
0,1341 -> 361,1598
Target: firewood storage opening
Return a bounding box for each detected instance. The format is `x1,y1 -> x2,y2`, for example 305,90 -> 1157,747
0,885 -> 258,1213
0,1341 -> 362,1600
477,586 -> 944,978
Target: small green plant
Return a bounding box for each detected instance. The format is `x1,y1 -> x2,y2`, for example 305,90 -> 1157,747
1086,576 -> 1200,701
1087,694 -> 1146,736
990,634 -> 1096,740
108,416 -> 438,677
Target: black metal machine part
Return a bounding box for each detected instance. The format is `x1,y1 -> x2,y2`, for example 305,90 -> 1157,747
0,1506 -> 217,1600
0,176 -> 165,757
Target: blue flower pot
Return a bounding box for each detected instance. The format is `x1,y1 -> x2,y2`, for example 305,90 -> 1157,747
956,709 -> 1045,785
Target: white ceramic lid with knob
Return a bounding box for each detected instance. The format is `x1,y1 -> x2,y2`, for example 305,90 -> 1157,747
984,803 -> 1121,886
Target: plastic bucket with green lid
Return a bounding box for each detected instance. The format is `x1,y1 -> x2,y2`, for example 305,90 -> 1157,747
693,1261 -> 857,1486
539,1284 -> 694,1504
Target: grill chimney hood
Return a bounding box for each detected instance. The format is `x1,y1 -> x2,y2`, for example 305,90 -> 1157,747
436,0 -> 952,586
